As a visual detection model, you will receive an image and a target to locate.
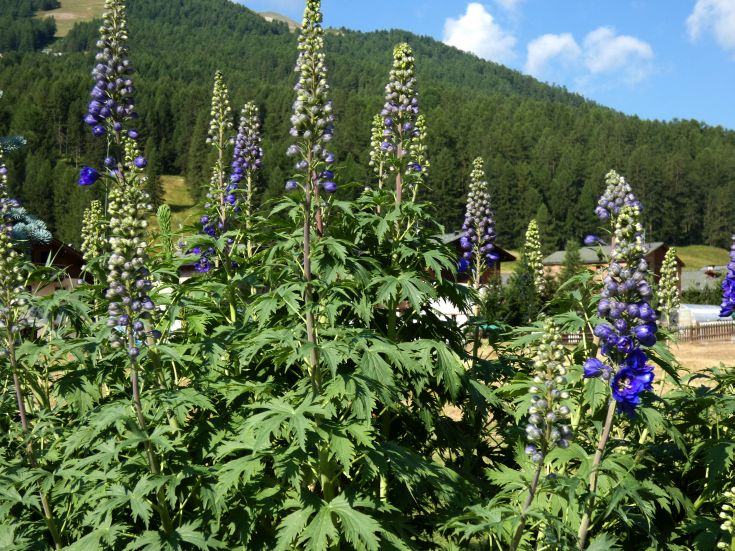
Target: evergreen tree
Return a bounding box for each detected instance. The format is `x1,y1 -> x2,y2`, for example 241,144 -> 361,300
502,255 -> 539,325
560,237 -> 583,283
144,137 -> 164,207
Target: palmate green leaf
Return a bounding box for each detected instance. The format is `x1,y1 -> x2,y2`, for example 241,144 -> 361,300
374,276 -> 400,306
358,348 -> 395,395
246,395 -> 328,451
327,495 -> 381,551
301,505 -> 339,550
0,523 -> 24,549
396,271 -> 435,311
277,495 -> 382,551
105,481 -> 153,527
586,533 -> 621,550
176,520 -> 225,549
275,504 -> 316,551
584,376 -> 609,416
216,456 -> 263,494
441,498 -> 514,546
699,440 -> 735,485
649,341 -> 681,384
186,314 -> 209,336
64,515 -> 125,550
123,521 -> 224,550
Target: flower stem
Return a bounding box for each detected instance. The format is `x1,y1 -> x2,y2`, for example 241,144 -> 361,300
9,336 -> 62,549
578,399 -> 617,548
128,332 -> 173,534
510,461 -> 543,551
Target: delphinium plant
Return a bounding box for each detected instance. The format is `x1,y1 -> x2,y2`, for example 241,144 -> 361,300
194,70 -> 234,274
510,317 -> 573,550
595,169 -> 642,223
80,199 -> 106,263
368,114 -> 388,191
718,486 -> 735,550
524,219 -> 546,296
658,246 -> 681,326
459,157 -> 499,359
283,0 -> 336,385
0,150 -> 63,548
578,203 -> 657,548
720,235 -> 735,318
210,3 -> 479,547
78,0 -> 179,535
377,43 -> 423,204
231,101 -> 263,259
459,157 -> 499,287
284,0 -> 336,237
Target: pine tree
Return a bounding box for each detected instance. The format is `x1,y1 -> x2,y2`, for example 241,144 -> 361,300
144,137 -> 164,207
560,237 -> 583,283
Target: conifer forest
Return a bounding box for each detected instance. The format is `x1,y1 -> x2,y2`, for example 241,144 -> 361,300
1,0 -> 735,549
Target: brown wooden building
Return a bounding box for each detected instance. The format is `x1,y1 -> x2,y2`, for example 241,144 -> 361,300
542,241 -> 684,286
439,231 -> 516,284
30,239 -> 88,295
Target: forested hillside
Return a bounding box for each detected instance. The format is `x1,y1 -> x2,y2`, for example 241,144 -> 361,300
1,0 -> 734,249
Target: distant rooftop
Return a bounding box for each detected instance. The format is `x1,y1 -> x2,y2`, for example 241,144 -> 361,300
543,242 -> 673,265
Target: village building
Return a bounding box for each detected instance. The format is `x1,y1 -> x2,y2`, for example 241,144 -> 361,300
30,239 -> 88,295
438,231 -> 516,284
542,241 -> 684,286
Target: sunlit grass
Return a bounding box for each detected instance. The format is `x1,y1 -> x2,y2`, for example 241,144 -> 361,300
148,175 -> 198,234
36,0 -> 105,37
677,244 -> 730,270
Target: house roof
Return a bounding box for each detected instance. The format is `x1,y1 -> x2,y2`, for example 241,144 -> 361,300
439,231 -> 517,262
31,239 -> 86,278
543,242 -> 676,266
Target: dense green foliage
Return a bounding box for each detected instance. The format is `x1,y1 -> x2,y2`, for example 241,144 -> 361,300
2,0 -> 735,248
0,1 -> 734,549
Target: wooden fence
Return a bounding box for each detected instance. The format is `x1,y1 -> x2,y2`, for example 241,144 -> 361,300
677,320 -> 735,342
561,320 -> 735,345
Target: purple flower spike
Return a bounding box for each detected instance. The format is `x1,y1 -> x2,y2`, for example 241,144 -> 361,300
720,236 -> 735,318
590,195 -> 655,416
134,156 -> 147,168
460,157 -> 497,274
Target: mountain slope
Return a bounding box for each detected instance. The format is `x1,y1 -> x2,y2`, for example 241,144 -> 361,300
1,0 -> 734,250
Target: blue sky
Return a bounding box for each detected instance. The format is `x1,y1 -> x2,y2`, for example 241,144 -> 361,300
238,0 -> 735,129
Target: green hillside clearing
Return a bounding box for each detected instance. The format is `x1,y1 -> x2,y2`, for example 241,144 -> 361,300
153,175 -> 198,233
677,245 -> 730,270
37,0 -> 104,37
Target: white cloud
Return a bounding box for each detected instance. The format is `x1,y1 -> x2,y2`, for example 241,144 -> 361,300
443,3 -> 517,63
493,0 -> 523,13
525,33 -> 581,77
687,0 -> 735,56
583,26 -> 654,83
524,26 -> 654,86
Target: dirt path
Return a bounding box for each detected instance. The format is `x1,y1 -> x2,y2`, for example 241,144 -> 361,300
670,340 -> 734,372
